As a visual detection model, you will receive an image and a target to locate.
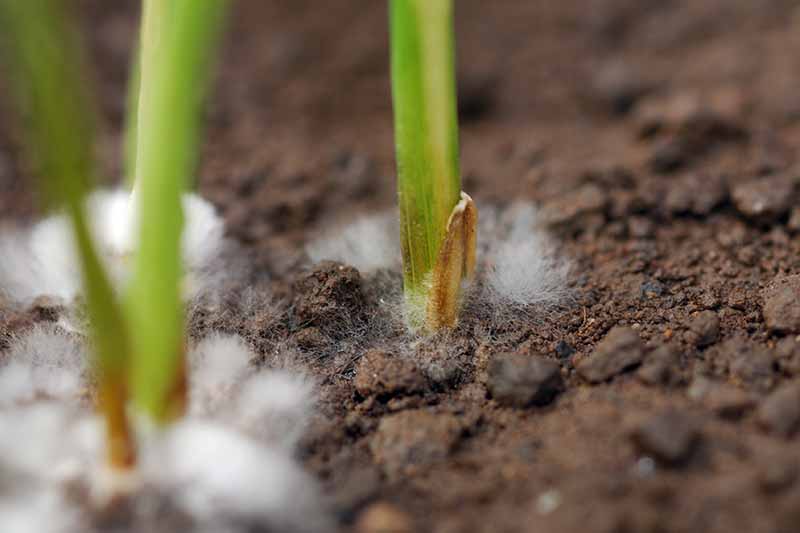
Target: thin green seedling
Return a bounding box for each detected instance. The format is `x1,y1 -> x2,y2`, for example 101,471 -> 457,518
0,0 -> 135,469
124,49 -> 140,188
127,0 -> 227,422
390,0 -> 477,331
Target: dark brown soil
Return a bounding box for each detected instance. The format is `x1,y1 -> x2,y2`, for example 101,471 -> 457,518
4,1 -> 800,532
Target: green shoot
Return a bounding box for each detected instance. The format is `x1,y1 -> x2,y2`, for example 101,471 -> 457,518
390,0 -> 476,330
0,0 -> 135,468
124,49 -> 140,188
127,0 -> 227,421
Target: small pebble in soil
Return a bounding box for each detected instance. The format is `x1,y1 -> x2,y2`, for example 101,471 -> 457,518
355,501 -> 414,533
650,139 -> 686,173
487,353 -> 564,408
631,410 -> 700,466
731,176 -> 794,223
685,311 -> 720,348
640,280 -> 665,299
370,409 -> 465,479
554,340 -> 575,360
577,326 -> 644,383
762,274 -> 800,334
757,382 -> 800,438
354,349 -> 426,399
634,456 -> 656,478
535,489 -> 562,515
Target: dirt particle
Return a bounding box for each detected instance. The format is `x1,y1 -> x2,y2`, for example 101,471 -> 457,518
703,383 -> 756,420
757,382 -> 800,438
787,207 -> 800,233
0,311 -> 35,351
762,274 -> 800,334
757,454 -> 798,494
294,326 -> 329,352
588,62 -> 650,116
554,340 -> 575,360
640,279 -> 666,299
413,338 -> 471,390
487,353 -> 563,408
27,295 -> 65,323
708,337 -> 776,390
370,410 -> 465,478
631,411 -> 700,466
292,261 -> 365,337
650,139 -> 687,173
775,337 -> 800,377
628,216 -> 655,239
685,311 -> 720,348
727,287 -> 748,311
729,343 -> 775,390
637,344 -> 680,386
354,350 -> 426,399
665,173 -> 728,216
577,326 -> 644,383
540,183 -> 608,234
731,176 -> 794,223
355,502 -> 414,533
328,466 -> 382,521
642,93 -> 745,174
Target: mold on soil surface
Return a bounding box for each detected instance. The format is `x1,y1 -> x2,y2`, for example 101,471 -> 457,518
4,1 -> 800,532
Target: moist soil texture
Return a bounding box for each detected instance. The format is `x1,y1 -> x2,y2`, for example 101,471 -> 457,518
3,1 -> 800,532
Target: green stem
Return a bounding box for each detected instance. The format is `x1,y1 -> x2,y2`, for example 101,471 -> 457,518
390,0 -> 461,302
124,48 -> 140,188
127,0 -> 226,421
0,0 -> 135,468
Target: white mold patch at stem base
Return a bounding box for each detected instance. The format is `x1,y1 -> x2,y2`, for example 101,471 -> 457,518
303,199 -> 570,334
0,188 -> 227,305
143,419 -> 329,533
483,203 -> 572,310
0,331 -> 329,532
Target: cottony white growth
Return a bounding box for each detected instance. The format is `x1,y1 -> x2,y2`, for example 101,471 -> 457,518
0,324 -> 86,407
0,188 -> 226,304
0,332 -> 328,532
306,212 -> 399,273
188,333 -> 254,416
144,419 -> 328,533
484,203 -> 571,308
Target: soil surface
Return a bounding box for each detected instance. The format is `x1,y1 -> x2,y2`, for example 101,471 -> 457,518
3,1 -> 800,532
